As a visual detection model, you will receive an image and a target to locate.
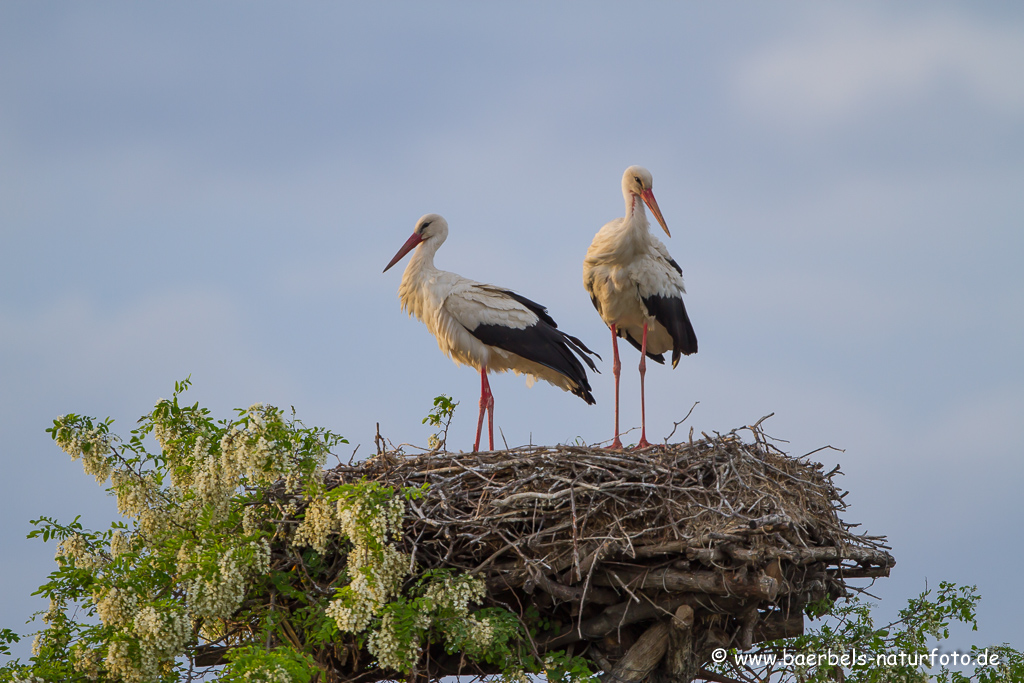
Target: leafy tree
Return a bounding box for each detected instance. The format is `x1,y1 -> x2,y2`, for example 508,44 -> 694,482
0,381 -> 565,682
709,583 -> 1023,682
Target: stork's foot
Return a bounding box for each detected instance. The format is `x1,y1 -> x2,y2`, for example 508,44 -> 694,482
634,437 -> 652,449
610,438 -> 623,450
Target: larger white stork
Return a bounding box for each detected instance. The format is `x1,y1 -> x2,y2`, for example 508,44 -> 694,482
583,166 -> 697,449
384,213 -> 600,452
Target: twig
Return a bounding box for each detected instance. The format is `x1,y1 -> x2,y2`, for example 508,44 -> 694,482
664,401 -> 700,443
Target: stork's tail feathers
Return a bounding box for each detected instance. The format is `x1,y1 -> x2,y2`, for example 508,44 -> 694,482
558,330 -> 600,404
563,333 -> 601,371
670,300 -> 698,368
468,319 -> 600,405
638,293 -> 698,368
621,330 -> 667,364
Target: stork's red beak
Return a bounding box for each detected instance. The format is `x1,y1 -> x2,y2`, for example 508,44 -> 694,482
641,189 -> 671,238
383,232 -> 424,273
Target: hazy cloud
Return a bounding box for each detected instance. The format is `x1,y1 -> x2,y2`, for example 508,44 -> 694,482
734,9 -> 1024,127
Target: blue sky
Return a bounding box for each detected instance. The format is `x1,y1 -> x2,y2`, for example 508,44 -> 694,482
2,1 -> 1022,662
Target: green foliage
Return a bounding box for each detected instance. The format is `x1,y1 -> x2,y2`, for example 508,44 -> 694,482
2,379 -> 350,682
0,384 -> 551,683
0,631 -> 19,660
539,650 -> 599,683
422,394 -> 457,451
711,582 -> 1023,682
220,645 -> 319,683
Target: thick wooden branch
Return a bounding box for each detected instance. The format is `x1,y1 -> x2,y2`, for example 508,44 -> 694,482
542,595 -> 692,650
526,570 -> 620,605
604,621 -> 670,683
636,541 -> 894,571
595,567 -> 779,601
754,611 -> 804,643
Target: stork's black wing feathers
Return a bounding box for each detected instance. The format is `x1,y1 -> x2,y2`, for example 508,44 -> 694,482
641,293 -> 698,368
468,301 -> 600,405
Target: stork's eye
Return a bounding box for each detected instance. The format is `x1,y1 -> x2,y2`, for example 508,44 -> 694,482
634,176 -> 642,186
420,220 -> 432,232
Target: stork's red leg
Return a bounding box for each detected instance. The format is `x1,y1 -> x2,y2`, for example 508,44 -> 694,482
484,371 -> 495,451
474,366 -> 489,452
611,325 -> 623,449
637,323 -> 651,449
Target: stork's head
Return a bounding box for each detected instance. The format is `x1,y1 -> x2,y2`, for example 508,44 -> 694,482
383,213 -> 449,272
622,165 -> 670,237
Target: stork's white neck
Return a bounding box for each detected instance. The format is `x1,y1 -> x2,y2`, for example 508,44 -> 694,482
622,191 -> 650,232
404,236 -> 442,281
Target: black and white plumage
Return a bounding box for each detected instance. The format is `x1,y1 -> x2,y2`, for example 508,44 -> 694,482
583,166 -> 697,449
384,213 -> 599,452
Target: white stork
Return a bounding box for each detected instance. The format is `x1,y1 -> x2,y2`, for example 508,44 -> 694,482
583,166 -> 697,449
384,213 -> 600,452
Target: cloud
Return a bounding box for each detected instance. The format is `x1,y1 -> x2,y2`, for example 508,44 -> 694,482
733,9 -> 1024,127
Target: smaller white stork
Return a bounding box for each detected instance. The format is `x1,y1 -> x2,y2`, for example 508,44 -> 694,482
384,213 -> 600,452
583,166 -> 697,449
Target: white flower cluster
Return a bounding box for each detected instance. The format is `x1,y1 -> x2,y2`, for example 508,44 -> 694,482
422,573 -> 494,651
501,669 -> 531,683
326,545 -> 408,633
54,418 -> 113,484
70,643 -> 102,679
184,540 -> 270,620
152,418 -> 180,458
242,504 -> 266,536
217,404 -> 316,491
291,495 -> 338,554
134,606 -> 189,651
366,609 -> 427,672
423,574 -> 486,617
542,654 -> 595,683
55,533 -> 105,570
110,530 -> 131,558
110,470 -> 166,539
42,599 -> 64,626
104,640 -> 138,683
337,495 -> 405,543
185,548 -> 248,620
94,587 -> 139,629
155,424 -> 240,527
252,537 -> 272,572
190,435 -> 238,512
130,605 -> 191,679
324,589 -> 373,633
325,492 -> 411,636
463,613 -> 496,650
239,664 -> 293,683
295,489 -> 405,556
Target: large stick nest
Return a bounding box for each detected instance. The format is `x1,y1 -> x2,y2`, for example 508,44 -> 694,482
235,421 -> 895,683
